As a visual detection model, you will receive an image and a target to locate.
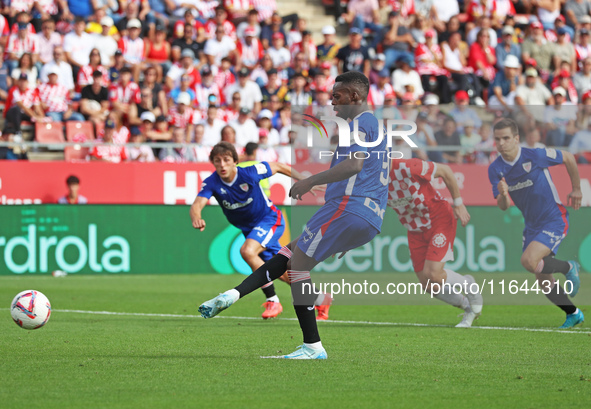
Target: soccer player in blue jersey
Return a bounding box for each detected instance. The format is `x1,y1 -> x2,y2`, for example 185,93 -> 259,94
190,142 -> 300,319
198,71 -> 390,359
489,118 -> 584,328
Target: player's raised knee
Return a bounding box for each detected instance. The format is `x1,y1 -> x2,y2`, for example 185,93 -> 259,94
520,253 -> 539,273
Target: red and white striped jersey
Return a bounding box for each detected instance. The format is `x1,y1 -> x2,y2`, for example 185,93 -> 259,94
415,43 -> 448,76
205,19 -> 236,40
213,67 -> 236,91
6,33 -> 39,57
97,127 -> 131,144
290,40 -> 317,68
198,0 -> 221,20
173,19 -> 205,39
466,0 -> 497,22
252,0 -> 276,22
90,142 -> 128,163
168,105 -> 201,128
368,83 -> 394,108
118,36 -> 145,64
38,83 -> 70,113
36,0 -> 59,14
77,65 -> 110,90
6,86 -> 40,111
388,159 -> 448,232
0,14 -> 9,37
237,38 -> 264,67
575,43 -> 591,63
224,0 -> 253,18
108,81 -> 141,104
194,82 -> 224,109
9,0 -> 34,12
222,107 -> 239,122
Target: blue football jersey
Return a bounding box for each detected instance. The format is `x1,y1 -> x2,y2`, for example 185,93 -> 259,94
198,162 -> 279,230
488,147 -> 568,230
324,111 -> 390,231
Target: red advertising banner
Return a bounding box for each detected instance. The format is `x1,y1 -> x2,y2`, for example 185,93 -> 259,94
1,162 -> 590,206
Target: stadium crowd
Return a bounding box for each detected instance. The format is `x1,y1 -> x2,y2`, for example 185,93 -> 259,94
0,0 -> 591,163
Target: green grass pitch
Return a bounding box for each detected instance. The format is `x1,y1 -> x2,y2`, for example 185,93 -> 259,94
1,274 -> 590,409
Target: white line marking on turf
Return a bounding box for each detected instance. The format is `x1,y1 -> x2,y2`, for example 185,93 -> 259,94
41,308 -> 591,335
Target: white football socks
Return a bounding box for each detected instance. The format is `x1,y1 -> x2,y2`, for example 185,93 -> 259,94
266,295 -> 280,303
223,289 -> 240,303
432,269 -> 470,310
305,341 -> 324,350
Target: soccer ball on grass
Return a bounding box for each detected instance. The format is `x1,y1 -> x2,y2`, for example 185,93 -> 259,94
10,290 -> 51,330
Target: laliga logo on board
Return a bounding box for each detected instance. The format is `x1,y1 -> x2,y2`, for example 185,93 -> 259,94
303,114 -> 418,160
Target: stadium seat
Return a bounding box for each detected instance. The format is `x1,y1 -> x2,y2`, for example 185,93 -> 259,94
64,146 -> 90,161
35,122 -> 65,144
66,121 -> 94,142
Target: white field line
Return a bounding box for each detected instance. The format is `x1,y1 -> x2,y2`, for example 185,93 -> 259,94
31,308 -> 591,335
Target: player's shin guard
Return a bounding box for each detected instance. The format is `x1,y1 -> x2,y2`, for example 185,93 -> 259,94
289,270 -> 321,344
535,256 -> 571,275
234,247 -> 292,298
432,269 -> 470,310
544,278 -> 577,315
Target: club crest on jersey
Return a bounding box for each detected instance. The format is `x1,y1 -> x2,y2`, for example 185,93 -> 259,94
240,183 -> 249,192
522,162 -> 532,173
399,181 -> 409,190
432,233 -> 447,248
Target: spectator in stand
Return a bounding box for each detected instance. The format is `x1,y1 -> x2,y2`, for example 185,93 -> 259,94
129,87 -> 163,126
205,5 -> 237,40
115,1 -> 149,34
515,67 -> 553,128
368,69 -> 394,108
6,21 -> 39,74
536,0 -> 561,31
290,30 -> 316,70
574,57 -> 591,97
92,16 -> 118,69
67,0 -> 93,18
468,29 -> 497,99
488,54 -> 520,109
336,28 -> 370,75
106,110 -> 131,144
544,87 -> 577,146
77,48 -> 110,92
147,0 -> 172,31
204,24 -> 237,67
109,50 -> 125,83
195,66 -> 223,110
86,7 -> 119,36
552,68 -> 578,104
40,46 -> 74,92
224,91 -> 242,123
569,124 -> 591,163
127,127 -> 156,162
230,107 -> 258,147
142,112 -> 171,146
141,65 -> 168,115
90,119 -> 128,163
466,16 -> 498,47
169,74 -> 196,107
224,67 -> 263,115
376,9 -> 416,71
221,124 -> 237,144
119,19 -> 146,82
58,175 -> 88,204
172,22 -> 205,65
576,91 -> 591,128
0,46 -> 10,102
109,67 -> 141,117
193,123 -> 212,162
80,70 -> 110,125
166,49 -> 202,90
449,90 -> 483,133
552,27 -> 577,75
236,9 -> 261,39
521,22 -> 555,76
39,67 -> 84,122
11,53 -> 38,89
392,55 -> 424,102
460,119 -> 481,160
200,105 -> 225,146
257,109 -> 281,146
317,25 -> 339,66
37,19 -> 62,66
340,0 -> 381,35
285,72 -> 312,106
441,31 -> 478,97
260,13 -> 286,50
565,0 -> 591,28
159,126 -> 197,162
521,128 -> 546,149
495,25 -> 521,71
168,91 -> 199,142
237,27 -> 264,71
268,32 -> 291,73
413,111 -> 441,162
64,17 -> 94,81
415,29 -> 451,103
473,122 -> 496,164
435,117 -> 462,164
256,129 -> 279,162
368,54 -> 386,85
575,29 -> 591,67
3,73 -> 46,135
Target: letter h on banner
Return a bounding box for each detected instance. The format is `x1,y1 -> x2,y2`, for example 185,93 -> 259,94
163,171 -> 198,204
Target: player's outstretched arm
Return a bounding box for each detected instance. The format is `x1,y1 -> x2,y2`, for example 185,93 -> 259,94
496,177 -> 511,211
289,157 -> 364,200
434,163 -> 470,227
269,162 -> 303,181
562,150 -> 583,210
189,196 -> 209,231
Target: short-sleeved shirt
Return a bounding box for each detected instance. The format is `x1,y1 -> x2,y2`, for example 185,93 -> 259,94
336,45 -> 370,73
198,162 -> 277,230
